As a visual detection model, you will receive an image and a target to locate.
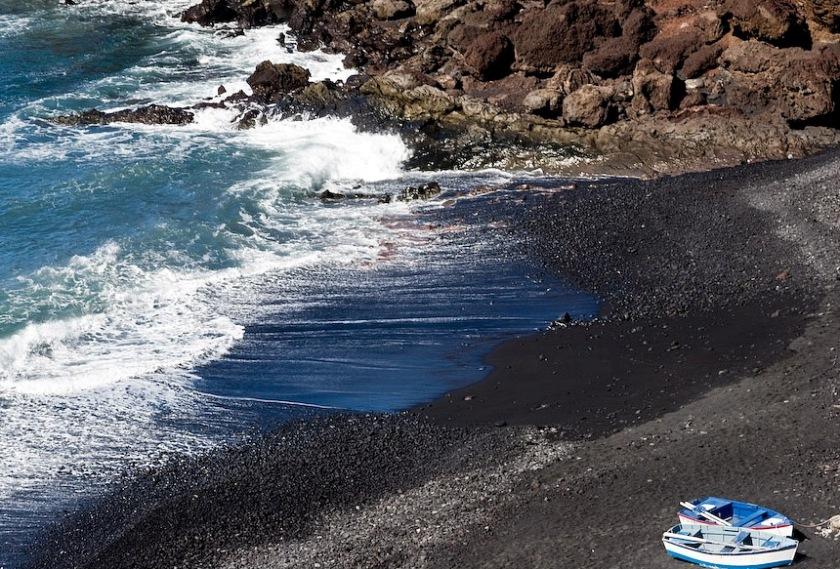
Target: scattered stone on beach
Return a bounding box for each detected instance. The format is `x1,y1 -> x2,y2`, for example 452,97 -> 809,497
396,182 -> 442,201
53,105 -> 195,126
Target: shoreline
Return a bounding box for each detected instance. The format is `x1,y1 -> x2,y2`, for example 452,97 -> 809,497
25,151 -> 840,568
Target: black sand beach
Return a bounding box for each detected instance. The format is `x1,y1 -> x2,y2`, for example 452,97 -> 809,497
27,151 -> 840,568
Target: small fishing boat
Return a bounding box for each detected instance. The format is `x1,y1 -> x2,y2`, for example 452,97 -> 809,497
662,524 -> 798,569
679,497 -> 794,537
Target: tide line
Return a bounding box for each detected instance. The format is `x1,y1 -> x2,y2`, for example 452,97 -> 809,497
199,391 -> 346,410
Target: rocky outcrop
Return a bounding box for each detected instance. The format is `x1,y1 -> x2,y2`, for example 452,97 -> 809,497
464,32 -> 514,80
53,105 -> 195,126
161,0 -> 840,174
246,61 -> 311,102
806,0 -> 840,32
721,0 -> 810,47
712,40 -> 839,123
181,0 -> 277,28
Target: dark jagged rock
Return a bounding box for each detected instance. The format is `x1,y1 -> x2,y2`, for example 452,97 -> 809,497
512,1 -> 622,73
181,0 -> 277,28
806,0 -> 840,32
396,181 -> 442,201
246,61 -> 311,102
181,0 -> 237,26
372,0 -> 415,20
464,31 -> 514,80
53,105 -> 194,126
319,189 -> 346,200
721,0 -> 810,48
714,40 -> 838,123
681,42 -> 725,79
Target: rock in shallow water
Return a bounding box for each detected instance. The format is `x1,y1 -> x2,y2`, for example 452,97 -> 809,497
247,61 -> 311,103
53,105 -> 195,126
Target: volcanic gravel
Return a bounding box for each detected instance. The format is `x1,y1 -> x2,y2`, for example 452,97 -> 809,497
27,150 -> 840,568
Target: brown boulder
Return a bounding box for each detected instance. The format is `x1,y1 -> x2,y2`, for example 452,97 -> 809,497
639,29 -> 704,75
621,6 -> 658,46
181,0 -> 276,28
682,42 -> 725,79
415,0 -> 465,25
805,0 -> 840,31
464,31 -> 515,80
721,0 -> 810,47
522,89 -> 564,118
548,65 -> 598,95
583,36 -> 641,78
247,61 -> 311,102
181,0 -> 237,26
512,1 -> 621,73
372,0 -> 415,20
631,61 -> 678,114
714,41 -> 837,122
563,84 -> 616,127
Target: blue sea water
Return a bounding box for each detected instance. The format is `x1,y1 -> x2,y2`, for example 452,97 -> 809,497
0,1 -> 597,565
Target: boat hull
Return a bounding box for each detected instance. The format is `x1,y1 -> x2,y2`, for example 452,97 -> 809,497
663,540 -> 797,569
678,514 -> 794,538
679,497 -> 795,538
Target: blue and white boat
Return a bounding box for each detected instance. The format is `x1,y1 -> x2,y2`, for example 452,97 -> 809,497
662,524 -> 798,569
679,497 -> 794,537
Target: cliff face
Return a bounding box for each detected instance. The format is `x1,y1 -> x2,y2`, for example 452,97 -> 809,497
85,0 -> 840,174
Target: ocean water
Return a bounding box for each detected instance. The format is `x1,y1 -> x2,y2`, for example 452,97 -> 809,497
0,1 -> 597,565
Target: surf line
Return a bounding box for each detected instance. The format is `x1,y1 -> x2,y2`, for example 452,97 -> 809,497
200,391 -> 346,410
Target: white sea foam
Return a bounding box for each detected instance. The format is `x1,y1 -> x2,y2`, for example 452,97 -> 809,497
0,3 -> 416,554
0,14 -> 31,37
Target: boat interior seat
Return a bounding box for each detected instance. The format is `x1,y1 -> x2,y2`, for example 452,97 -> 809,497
734,530 -> 751,545
738,509 -> 767,527
764,539 -> 778,549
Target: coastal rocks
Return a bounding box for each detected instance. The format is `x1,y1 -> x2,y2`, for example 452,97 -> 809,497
464,32 -> 515,81
512,1 -> 622,73
181,0 -> 276,28
415,0 -> 465,26
246,61 -> 311,102
681,42 -> 725,79
631,61 -> 678,114
171,0 -> 840,174
714,41 -> 838,122
396,181 -> 441,201
721,0 -> 809,47
181,0 -> 237,26
522,89 -> 563,119
372,0 -> 415,20
563,85 -> 616,128
806,0 -> 840,32
582,7 -> 657,78
638,29 -> 705,75
53,105 -> 195,126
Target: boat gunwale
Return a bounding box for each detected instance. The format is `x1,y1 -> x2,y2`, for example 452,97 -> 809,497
662,538 -> 798,556
678,513 -> 793,532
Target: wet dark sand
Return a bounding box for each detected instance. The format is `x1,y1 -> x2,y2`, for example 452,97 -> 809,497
27,150 -> 840,568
